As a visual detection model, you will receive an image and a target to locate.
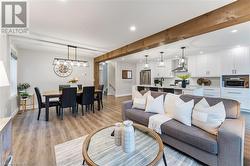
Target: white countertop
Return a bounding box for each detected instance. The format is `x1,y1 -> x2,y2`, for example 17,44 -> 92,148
136,84 -> 204,90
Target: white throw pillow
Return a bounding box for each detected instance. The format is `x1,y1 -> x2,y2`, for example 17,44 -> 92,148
172,99 -> 194,126
145,95 -> 165,114
132,91 -> 150,109
164,93 -> 181,118
192,98 -> 226,135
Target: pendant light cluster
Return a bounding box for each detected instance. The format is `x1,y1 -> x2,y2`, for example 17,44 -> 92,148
53,45 -> 89,67
144,51 -> 166,68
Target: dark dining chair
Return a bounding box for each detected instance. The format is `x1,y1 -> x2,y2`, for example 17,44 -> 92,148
94,84 -> 104,110
77,84 -> 83,90
59,85 -> 70,91
34,87 -> 60,120
59,87 -> 77,120
77,86 -> 95,115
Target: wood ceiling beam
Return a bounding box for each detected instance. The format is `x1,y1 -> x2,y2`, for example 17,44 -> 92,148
94,0 -> 250,87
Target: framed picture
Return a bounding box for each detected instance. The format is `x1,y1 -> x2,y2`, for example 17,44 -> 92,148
122,70 -> 132,79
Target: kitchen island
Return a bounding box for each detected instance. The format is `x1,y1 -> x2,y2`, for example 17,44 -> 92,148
133,85 -> 204,96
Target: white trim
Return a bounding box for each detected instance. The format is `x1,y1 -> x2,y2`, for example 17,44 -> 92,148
10,108 -> 18,118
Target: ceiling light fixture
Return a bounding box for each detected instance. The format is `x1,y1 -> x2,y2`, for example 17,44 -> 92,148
200,51 -> 204,54
231,29 -> 238,33
172,47 -> 188,72
144,55 -> 149,68
130,25 -> 136,32
158,52 -> 165,67
53,45 -> 88,67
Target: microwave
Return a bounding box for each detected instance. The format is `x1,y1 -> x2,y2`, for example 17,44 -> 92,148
222,75 -> 249,88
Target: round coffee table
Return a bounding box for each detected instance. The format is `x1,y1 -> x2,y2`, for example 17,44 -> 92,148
82,123 -> 167,166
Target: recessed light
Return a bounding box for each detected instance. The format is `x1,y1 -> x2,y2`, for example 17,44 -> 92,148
199,51 -> 204,54
231,29 -> 238,33
129,25 -> 136,32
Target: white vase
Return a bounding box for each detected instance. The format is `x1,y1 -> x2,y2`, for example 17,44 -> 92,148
122,120 -> 135,153
114,123 -> 122,146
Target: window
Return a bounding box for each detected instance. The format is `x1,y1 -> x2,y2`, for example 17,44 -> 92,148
10,52 -> 17,96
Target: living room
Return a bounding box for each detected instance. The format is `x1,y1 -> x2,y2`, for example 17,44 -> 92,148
0,0 -> 249,166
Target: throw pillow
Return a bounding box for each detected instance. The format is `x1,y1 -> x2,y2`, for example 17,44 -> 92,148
132,91 -> 150,109
172,99 -> 194,126
145,95 -> 164,114
164,93 -> 181,118
192,98 -> 226,135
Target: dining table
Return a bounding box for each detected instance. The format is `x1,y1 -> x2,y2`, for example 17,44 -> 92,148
43,89 -> 102,121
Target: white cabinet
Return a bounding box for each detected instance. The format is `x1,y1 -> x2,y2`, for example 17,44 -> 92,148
196,54 -> 207,77
188,55 -> 197,77
221,88 -> 250,110
188,54 -> 221,77
221,47 -> 250,75
182,88 -> 203,96
203,87 -> 221,98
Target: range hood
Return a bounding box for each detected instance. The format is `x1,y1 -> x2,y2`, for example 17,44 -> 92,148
172,47 -> 188,73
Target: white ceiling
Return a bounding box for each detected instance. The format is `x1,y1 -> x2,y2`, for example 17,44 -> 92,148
114,21 -> 250,63
12,0 -> 234,57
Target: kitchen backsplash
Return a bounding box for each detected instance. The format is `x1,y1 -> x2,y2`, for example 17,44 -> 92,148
162,77 -> 221,87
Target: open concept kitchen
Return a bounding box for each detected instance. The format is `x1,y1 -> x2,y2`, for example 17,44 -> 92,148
114,21 -> 250,112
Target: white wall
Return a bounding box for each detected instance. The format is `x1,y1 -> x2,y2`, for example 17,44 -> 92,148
107,61 -> 116,95
17,49 -> 94,95
0,35 -> 18,118
114,61 -> 136,97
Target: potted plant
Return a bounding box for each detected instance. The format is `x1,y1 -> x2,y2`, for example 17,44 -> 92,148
68,77 -> 79,88
17,83 -> 31,99
177,74 -> 191,88
20,92 -> 30,99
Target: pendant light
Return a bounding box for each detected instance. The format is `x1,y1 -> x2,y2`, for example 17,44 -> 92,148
158,51 -> 165,67
172,46 -> 188,72
53,45 -> 88,67
144,55 -> 149,68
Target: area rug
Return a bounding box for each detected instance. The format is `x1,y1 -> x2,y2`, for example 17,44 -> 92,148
55,135 -> 203,166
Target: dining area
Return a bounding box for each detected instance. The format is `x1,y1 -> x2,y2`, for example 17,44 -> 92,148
34,85 -> 104,121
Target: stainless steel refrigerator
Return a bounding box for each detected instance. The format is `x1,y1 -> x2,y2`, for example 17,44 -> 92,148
140,70 -> 151,85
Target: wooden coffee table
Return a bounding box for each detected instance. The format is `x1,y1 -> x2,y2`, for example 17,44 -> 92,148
82,123 -> 167,166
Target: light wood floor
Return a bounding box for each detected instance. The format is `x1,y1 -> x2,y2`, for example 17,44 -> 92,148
12,96 -> 250,166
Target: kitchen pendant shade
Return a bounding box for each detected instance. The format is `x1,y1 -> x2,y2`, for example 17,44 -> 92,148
144,55 -> 150,69
0,61 -> 9,87
158,51 -> 165,67
172,47 -> 188,72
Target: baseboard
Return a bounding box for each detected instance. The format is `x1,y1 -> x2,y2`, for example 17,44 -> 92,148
115,93 -> 132,97
11,108 -> 19,118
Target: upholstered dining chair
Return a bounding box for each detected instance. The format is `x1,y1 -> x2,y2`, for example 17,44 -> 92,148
77,86 -> 95,115
59,87 -> 77,120
59,85 -> 70,91
34,87 -> 60,120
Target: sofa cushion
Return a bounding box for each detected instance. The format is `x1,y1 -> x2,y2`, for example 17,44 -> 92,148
180,94 -> 240,119
124,108 -> 155,126
161,119 -> 218,154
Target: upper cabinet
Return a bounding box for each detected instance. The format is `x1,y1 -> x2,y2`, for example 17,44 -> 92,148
188,55 -> 197,77
221,47 -> 250,75
188,53 -> 221,77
